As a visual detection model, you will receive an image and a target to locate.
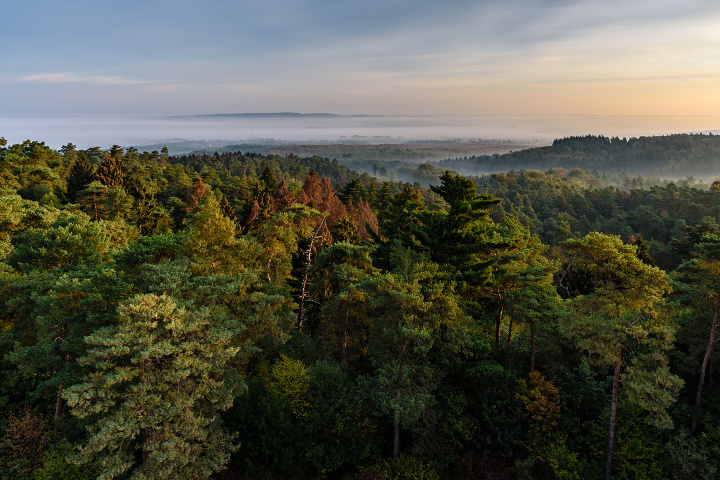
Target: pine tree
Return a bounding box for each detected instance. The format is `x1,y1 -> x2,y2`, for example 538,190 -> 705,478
64,294 -> 244,480
673,233 -> 720,435
357,250 -> 471,458
76,181 -> 113,221
419,171 -> 501,317
559,232 -> 682,480
483,216 -> 562,358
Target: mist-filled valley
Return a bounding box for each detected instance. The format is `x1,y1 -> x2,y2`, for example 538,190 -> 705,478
2,112 -> 718,151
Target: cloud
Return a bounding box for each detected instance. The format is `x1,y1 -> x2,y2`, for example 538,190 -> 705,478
17,73 -> 154,86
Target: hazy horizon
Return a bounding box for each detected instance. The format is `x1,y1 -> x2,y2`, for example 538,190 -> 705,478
2,112 -> 719,151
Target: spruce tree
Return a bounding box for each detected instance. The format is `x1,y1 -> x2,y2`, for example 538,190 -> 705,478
66,152 -> 94,202
95,154 -> 125,189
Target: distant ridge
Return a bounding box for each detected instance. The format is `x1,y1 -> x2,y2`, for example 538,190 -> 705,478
168,112 -> 376,119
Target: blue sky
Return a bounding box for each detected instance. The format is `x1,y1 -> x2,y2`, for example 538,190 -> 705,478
2,0 -> 720,116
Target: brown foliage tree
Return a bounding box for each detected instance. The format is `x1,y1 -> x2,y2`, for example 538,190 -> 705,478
271,177 -> 296,211
346,198 -> 379,240
183,176 -> 209,214
95,154 -> 125,189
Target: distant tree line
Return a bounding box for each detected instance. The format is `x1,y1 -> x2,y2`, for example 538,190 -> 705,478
438,133 -> 720,179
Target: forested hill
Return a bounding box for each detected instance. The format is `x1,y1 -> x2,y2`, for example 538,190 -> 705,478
438,133 -> 720,178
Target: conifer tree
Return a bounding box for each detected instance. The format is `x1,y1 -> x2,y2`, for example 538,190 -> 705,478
76,181 -> 120,221
673,233 -> 720,435
183,176 -> 209,214
271,177 -> 296,211
560,233 -> 682,480
7,213 -> 110,272
260,165 -> 278,193
357,250 -> 471,458
483,215 -> 561,353
182,194 -> 239,275
64,294 -> 243,480
419,171 -> 501,317
296,171 -> 346,230
95,154 -> 125,189
331,215 -> 360,244
346,198 -> 379,240
311,242 -> 378,359
66,152 -> 95,202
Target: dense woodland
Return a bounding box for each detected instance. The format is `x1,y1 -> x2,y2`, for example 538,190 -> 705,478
439,133 -> 720,179
2,135 -> 720,480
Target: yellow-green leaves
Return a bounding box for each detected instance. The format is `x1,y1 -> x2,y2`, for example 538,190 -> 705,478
270,355 -> 310,418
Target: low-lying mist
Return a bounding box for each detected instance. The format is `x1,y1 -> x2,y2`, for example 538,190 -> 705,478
2,113 -> 718,150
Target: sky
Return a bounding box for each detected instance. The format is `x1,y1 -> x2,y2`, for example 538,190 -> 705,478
2,0 -> 720,117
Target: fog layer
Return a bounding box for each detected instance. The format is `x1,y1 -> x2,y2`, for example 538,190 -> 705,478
1,113 -> 718,150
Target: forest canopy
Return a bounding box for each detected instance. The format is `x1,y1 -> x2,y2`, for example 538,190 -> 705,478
1,135 -> 720,480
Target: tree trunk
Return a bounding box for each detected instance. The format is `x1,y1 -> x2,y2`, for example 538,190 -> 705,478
54,384 -> 63,420
691,308 -> 719,435
54,354 -> 70,420
393,416 -> 400,459
495,303 -> 503,350
341,328 -> 347,364
142,427 -> 151,464
297,217 -> 326,331
507,318 -> 514,345
605,357 -> 621,480
530,323 -> 536,372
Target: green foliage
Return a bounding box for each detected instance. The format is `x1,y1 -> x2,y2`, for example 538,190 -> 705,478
421,171 -> 500,298
2,135 -> 717,479
664,429 -> 720,480
33,439 -> 99,480
473,168 -> 720,269
463,360 -> 524,455
95,154 -> 125,189
304,360 -> 378,472
542,435 -> 584,480
359,255 -> 472,439
608,401 -> 666,480
270,355 -> 311,418
226,377 -> 310,480
64,294 -> 244,479
561,233 -> 681,427
516,372 -> 560,435
66,152 -> 95,202
358,455 -> 440,480
114,233 -> 184,267
442,133 -> 720,179
7,213 -> 110,273
0,406 -> 49,476
2,264 -> 131,417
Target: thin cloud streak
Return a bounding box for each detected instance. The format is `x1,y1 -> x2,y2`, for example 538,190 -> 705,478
18,73 -> 156,86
